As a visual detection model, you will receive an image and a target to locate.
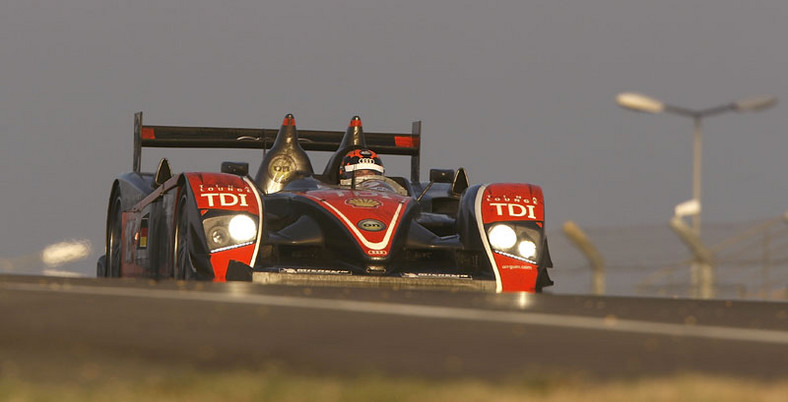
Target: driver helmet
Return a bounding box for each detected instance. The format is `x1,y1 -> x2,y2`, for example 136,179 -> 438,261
339,148 -> 384,186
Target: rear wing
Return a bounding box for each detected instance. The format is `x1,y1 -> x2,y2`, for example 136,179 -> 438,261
133,112 -> 422,182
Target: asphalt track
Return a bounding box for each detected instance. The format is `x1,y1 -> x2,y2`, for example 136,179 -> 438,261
1,274 -> 787,380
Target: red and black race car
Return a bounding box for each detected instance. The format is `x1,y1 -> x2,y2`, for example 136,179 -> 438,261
97,113 -> 554,292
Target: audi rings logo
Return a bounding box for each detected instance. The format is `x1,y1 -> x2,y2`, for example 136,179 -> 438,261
357,219 -> 386,232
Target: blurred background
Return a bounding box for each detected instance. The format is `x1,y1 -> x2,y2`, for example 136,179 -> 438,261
2,1 -> 787,299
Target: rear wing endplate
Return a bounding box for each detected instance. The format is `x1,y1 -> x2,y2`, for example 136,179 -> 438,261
133,112 -> 422,182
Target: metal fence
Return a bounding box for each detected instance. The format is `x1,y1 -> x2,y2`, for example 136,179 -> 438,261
548,216 -> 788,300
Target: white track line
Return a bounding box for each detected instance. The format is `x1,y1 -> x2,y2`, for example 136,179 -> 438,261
3,281 -> 788,345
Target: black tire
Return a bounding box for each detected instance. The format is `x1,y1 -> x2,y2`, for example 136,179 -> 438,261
173,195 -> 196,280
96,255 -> 107,277
105,191 -> 123,278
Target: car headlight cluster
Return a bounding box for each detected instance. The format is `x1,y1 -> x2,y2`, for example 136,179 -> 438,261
486,223 -> 539,263
203,214 -> 257,252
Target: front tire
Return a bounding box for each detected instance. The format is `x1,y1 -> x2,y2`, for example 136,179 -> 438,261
173,195 -> 196,280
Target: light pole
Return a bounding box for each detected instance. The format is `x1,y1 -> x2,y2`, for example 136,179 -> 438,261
616,92 -> 777,298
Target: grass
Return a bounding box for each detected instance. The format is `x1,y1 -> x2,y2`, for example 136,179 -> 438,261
1,364 -> 787,402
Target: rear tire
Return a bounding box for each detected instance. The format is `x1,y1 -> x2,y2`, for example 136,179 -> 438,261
105,191 -> 123,278
96,255 -> 107,277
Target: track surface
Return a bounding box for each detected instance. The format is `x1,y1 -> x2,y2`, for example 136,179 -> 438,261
1,274 -> 787,379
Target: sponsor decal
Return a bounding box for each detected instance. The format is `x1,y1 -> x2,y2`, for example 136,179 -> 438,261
198,184 -> 253,193
481,185 -> 545,224
485,193 -> 539,219
279,268 -> 352,275
200,193 -> 250,207
485,193 -> 539,205
137,217 -> 149,249
358,219 -> 386,232
196,184 -> 255,208
267,155 -> 296,183
345,198 -> 382,209
400,273 -> 472,279
500,264 -> 534,270
367,249 -> 388,256
488,203 -> 537,219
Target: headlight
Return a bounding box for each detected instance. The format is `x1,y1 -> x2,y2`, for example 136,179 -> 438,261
485,222 -> 542,264
488,224 -> 517,250
210,227 -> 229,246
203,213 -> 257,252
229,215 -> 257,242
517,240 -> 537,259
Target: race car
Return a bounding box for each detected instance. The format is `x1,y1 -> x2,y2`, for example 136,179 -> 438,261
97,112 -> 554,292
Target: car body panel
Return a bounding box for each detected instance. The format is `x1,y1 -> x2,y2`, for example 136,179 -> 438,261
184,173 -> 263,280
300,188 -> 410,259
477,184 -> 545,292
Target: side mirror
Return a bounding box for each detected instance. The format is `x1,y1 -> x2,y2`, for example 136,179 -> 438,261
154,158 -> 172,186
429,169 -> 455,183
221,161 -> 249,176
451,167 -> 469,196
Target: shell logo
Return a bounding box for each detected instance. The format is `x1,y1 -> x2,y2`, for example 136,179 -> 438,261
345,198 -> 382,208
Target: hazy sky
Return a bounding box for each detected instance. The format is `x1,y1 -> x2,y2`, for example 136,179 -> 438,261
2,1 -> 788,279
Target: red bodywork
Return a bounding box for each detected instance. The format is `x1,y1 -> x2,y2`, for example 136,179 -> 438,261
185,173 -> 262,281
479,183 -> 545,292
302,188 -> 410,259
